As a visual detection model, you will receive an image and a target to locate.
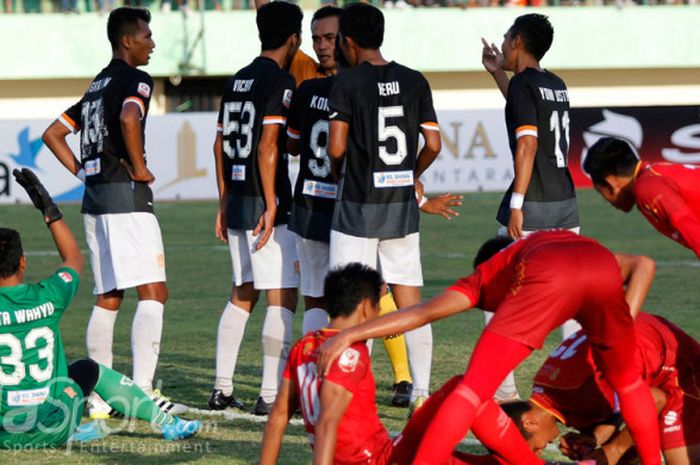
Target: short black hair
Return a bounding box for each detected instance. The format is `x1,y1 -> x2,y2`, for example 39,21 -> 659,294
473,236 -> 514,268
0,228 -> 23,279
500,401 -> 534,441
335,35 -> 350,70
312,5 -> 342,24
256,2 -> 303,51
509,14 -> 553,61
107,7 -> 151,51
583,137 -> 639,185
339,3 -> 384,50
324,263 -> 383,319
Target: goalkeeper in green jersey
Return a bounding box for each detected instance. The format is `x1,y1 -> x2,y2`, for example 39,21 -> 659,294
0,169 -> 200,448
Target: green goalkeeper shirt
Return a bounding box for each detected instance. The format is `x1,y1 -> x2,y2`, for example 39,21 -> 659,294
0,267 -> 79,417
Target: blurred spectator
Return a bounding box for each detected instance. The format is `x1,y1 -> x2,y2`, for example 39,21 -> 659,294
61,0 -> 78,12
97,0 -> 115,12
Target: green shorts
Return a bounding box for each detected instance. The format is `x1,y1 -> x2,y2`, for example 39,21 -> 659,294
0,378 -> 85,449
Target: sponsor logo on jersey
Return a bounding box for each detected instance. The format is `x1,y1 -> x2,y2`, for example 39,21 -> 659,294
63,386 -> 78,399
664,410 -> 679,426
373,170 -> 414,188
338,347 -> 360,373
137,82 -> 151,98
232,165 -> 246,182
7,387 -> 50,406
58,271 -> 73,283
283,89 -> 293,109
302,180 -> 337,199
329,112 -> 338,119
85,159 -> 101,176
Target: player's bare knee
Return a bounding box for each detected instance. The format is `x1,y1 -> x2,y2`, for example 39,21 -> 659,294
136,282 -> 168,304
232,282 -> 259,309
304,296 -> 326,311
96,289 -> 124,310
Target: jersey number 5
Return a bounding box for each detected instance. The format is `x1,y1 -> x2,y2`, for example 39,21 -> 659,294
549,110 -> 570,168
223,101 -> 256,159
378,106 -> 408,165
0,327 -> 55,385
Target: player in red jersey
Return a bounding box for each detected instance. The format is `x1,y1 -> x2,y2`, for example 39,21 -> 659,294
584,136 -> 700,259
259,263 -> 510,465
502,312 -> 700,465
318,230 -> 662,465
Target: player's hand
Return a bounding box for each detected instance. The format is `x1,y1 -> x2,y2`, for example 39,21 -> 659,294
559,432 -> 597,460
121,159 -> 155,184
507,208 -> 524,239
13,168 -> 63,225
481,37 -> 504,74
317,333 -> 351,377
421,193 -> 463,220
215,207 -> 228,244
253,208 -> 276,251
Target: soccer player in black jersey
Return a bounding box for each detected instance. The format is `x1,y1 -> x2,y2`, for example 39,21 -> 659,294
327,3 -> 442,412
481,14 -> 581,401
42,7 -> 185,417
210,1 -> 302,416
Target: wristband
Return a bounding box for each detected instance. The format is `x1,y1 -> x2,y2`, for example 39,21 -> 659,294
76,168 -> 86,183
509,192 -> 524,210
416,192 -> 428,208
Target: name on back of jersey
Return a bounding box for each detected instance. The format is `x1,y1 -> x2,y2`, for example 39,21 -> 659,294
233,79 -> 254,92
538,87 -> 569,103
309,95 -> 329,112
373,170 -> 414,188
87,77 -> 112,94
302,179 -> 337,199
378,81 -> 400,97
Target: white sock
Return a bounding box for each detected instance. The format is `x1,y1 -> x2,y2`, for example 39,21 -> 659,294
214,302 -> 250,396
260,306 -> 294,403
302,308 -> 329,335
484,311 -> 519,399
131,300 -> 164,394
405,323 -> 432,400
86,305 -> 118,368
561,319 -> 582,340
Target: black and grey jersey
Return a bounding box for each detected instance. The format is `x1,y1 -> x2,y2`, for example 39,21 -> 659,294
60,59 -> 154,215
329,61 -> 438,239
217,56 -> 295,231
287,77 -> 336,243
497,68 -> 579,230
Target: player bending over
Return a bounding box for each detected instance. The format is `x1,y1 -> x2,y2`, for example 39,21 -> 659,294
502,311 -> 700,465
260,263 -> 512,465
0,169 -> 199,449
584,136 -> 700,260
318,231 -> 662,465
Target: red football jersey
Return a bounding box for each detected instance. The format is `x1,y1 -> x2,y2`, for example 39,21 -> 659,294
531,312 -> 699,432
634,162 -> 700,258
283,329 -> 390,465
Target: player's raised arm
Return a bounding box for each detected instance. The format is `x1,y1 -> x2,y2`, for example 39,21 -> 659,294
481,37 -> 509,99
614,252 -> 655,318
313,380 -> 354,465
254,123 -> 281,250
260,378 -> 299,465
12,168 -> 83,274
318,290 -> 472,376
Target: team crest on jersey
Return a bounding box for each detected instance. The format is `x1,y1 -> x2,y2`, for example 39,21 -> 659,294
338,347 -> 360,373
138,82 -> 151,98
58,271 -> 73,283
664,410 -> 678,426
63,386 -> 78,399
282,89 -> 293,109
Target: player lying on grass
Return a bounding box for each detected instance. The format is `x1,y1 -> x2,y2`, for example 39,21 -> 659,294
584,136 -> 700,260
502,311 -> 700,465
318,231 -> 662,465
0,169 -> 200,448
260,263 -> 517,465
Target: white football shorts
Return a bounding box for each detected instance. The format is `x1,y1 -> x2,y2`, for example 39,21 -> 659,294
329,230 -> 423,287
228,225 -> 299,290
84,212 -> 166,295
294,234 -> 329,298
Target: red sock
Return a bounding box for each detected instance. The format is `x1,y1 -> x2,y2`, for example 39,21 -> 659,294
412,330 -> 534,465
594,335 -> 662,465
471,400 -> 544,465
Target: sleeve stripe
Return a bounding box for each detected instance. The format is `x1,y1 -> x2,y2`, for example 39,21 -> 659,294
421,122 -> 440,132
58,114 -> 78,133
286,129 -> 301,140
263,116 -> 287,126
123,97 -> 146,119
515,129 -> 538,139
216,122 -> 223,133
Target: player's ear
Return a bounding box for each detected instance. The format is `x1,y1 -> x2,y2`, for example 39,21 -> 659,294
18,255 -> 27,275
520,411 -> 539,433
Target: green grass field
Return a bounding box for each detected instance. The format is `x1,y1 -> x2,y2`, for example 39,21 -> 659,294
1,189 -> 698,464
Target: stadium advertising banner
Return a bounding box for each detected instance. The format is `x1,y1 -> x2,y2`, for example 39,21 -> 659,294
0,106 -> 698,204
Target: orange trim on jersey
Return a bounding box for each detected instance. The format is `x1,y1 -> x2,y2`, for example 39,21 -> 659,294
61,112 -> 78,129
264,116 -> 285,121
123,96 -> 145,117
287,127 -> 300,136
530,396 -> 567,425
421,122 -> 440,131
516,125 -> 538,134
